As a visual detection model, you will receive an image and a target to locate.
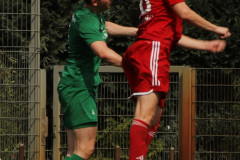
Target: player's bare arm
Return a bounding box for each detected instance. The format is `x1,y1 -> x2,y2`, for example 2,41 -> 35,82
90,41 -> 122,66
178,35 -> 226,53
105,21 -> 138,37
171,2 -> 231,38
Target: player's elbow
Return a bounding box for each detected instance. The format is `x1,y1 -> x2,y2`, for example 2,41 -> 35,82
97,51 -> 108,60
178,9 -> 191,21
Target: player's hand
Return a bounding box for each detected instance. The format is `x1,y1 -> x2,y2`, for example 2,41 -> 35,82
207,40 -> 226,53
214,26 -> 231,39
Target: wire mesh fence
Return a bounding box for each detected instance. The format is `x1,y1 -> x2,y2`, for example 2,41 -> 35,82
0,0 -> 40,159
194,69 -> 240,160
53,66 -> 240,160
1,1 -> 239,159
53,66 -> 181,160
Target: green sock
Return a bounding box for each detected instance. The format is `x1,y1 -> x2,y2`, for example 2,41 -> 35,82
65,156 -> 71,160
70,154 -> 84,160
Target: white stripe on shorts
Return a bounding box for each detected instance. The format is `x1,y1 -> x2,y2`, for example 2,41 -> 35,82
150,41 -> 161,86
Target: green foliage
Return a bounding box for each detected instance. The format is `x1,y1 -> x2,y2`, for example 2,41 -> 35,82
171,0 -> 240,68
40,0 -> 240,68
91,116 -> 165,160
0,51 -> 28,160
40,0 -> 140,68
103,0 -> 139,55
195,69 -> 240,159
94,116 -> 132,159
1,0 -> 238,159
38,0 -> 240,159
40,0 -> 81,68
147,138 -> 165,159
231,75 -> 240,152
0,1 -> 30,47
0,0 -> 31,158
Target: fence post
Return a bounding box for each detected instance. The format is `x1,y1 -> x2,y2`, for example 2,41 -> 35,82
169,147 -> 174,160
179,67 -> 196,160
115,146 -> 120,160
19,143 -> 24,160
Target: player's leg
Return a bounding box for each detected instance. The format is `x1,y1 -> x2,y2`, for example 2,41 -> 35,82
58,85 -> 98,160
65,129 -> 75,159
129,92 -> 162,160
146,108 -> 163,147
123,41 -> 170,159
70,126 -> 97,160
134,92 -> 162,126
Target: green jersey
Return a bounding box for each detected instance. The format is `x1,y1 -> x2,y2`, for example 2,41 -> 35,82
60,2 -> 108,88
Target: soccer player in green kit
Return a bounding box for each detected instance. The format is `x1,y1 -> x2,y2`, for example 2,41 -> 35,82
57,0 -> 137,159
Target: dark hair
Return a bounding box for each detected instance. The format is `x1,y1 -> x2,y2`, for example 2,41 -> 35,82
84,0 -> 92,5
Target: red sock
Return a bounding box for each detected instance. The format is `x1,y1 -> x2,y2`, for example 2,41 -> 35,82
129,119 -> 150,160
146,122 -> 159,147
146,111 -> 163,147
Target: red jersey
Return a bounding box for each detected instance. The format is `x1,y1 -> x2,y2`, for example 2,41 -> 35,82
137,0 -> 184,48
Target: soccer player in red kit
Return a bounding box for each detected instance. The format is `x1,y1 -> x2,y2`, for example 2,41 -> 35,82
122,0 -> 231,159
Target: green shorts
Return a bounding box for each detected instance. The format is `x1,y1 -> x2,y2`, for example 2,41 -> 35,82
58,83 -> 98,129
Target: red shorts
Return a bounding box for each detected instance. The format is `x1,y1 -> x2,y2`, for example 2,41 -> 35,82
122,40 -> 171,107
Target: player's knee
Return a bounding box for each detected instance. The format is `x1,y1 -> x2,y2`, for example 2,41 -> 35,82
137,113 -> 155,126
80,143 -> 95,157
86,144 -> 95,156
